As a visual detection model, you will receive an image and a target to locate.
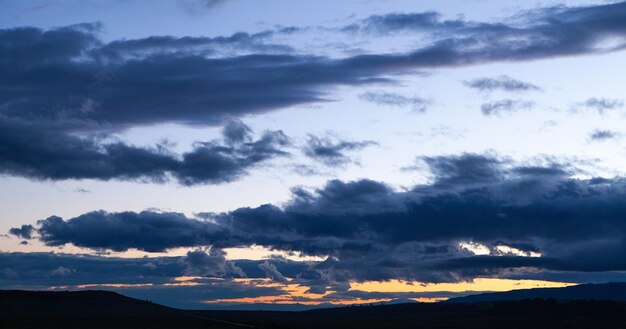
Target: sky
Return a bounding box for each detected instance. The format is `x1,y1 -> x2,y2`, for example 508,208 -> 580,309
1,0 -> 626,309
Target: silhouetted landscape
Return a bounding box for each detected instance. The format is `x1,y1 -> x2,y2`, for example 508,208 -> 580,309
3,1 -> 626,328
4,283 -> 626,328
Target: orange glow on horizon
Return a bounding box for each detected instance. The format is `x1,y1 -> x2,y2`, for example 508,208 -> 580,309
351,278 -> 575,293
48,277 -> 576,306
204,296 -> 394,305
75,283 -> 154,289
173,276 -> 203,282
204,278 -> 575,306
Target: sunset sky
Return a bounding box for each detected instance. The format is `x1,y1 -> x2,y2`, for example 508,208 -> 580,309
2,0 -> 626,309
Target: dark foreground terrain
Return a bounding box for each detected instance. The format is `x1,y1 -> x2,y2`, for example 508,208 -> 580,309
3,285 -> 626,328
192,299 -> 626,329
0,290 -> 240,329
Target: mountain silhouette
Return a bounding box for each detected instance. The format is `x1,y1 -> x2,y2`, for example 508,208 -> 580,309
0,290 -> 240,328
446,282 -> 626,303
3,285 -> 626,329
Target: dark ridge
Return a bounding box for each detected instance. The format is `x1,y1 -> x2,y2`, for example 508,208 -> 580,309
0,290 -> 176,317
0,290 -> 239,328
446,282 -> 626,304
4,286 -> 626,328
192,300 -> 626,329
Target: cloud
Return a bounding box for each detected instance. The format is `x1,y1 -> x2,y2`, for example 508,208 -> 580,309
345,11 -> 459,34
222,119 -> 254,145
463,75 -> 541,93
178,0 -> 231,12
0,118 -> 289,185
589,129 -> 620,141
36,211 -> 226,252
359,91 -> 431,113
50,266 -> 76,277
0,252 -> 289,309
480,99 -> 534,116
258,261 -> 289,283
180,248 -> 245,278
420,153 -> 504,187
2,2 -> 626,184
303,135 -> 377,166
578,97 -> 624,114
4,2 -> 626,129
8,225 -> 35,239
23,153 -> 626,285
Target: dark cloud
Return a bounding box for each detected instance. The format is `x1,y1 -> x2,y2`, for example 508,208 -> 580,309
344,12 -> 450,34
0,252 -> 288,309
258,261 -> 289,283
222,119 -> 254,145
6,1 -> 626,288
3,2 -> 626,129
2,2 -> 626,183
480,99 -> 534,116
0,118 -> 289,185
0,24 -> 390,129
589,129 -> 620,141
420,153 -> 503,187
463,75 -> 541,93
36,211 -> 224,252
180,248 -> 245,278
303,135 -> 377,166
8,225 -> 35,239
359,91 -> 431,113
23,153 -> 626,285
97,31 -> 291,60
0,251 -> 482,308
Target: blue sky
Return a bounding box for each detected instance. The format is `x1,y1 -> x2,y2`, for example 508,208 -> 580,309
2,0 -> 626,309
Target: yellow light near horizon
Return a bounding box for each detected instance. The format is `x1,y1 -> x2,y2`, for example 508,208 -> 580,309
351,278 -> 575,293
173,276 -> 203,282
75,283 -> 154,289
203,277 -> 575,306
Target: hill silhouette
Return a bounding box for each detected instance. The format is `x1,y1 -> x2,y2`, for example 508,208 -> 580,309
3,284 -> 626,328
0,290 -> 239,328
446,282 -> 626,303
191,299 -> 626,329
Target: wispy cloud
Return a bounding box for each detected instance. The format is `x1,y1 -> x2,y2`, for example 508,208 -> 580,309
480,99 -> 534,116
359,91 -> 431,113
463,75 -> 541,93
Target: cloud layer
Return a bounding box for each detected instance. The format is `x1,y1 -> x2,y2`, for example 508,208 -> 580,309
2,2 -> 626,183
0,118 -> 289,185
11,154 -> 626,289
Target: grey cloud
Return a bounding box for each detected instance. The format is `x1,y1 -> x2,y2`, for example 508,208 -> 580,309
480,99 -> 534,116
303,135 -> 377,167
37,211 -> 224,252
222,119 -> 254,145
463,75 -> 541,93
0,118 -> 289,185
0,252 -> 286,309
8,225 -> 35,239
4,2 -> 626,129
581,97 -> 624,114
178,0 -> 232,14
359,91 -> 431,113
3,2 -> 626,184
50,266 -> 75,277
180,248 -> 245,278
589,129 -> 620,141
420,153 -> 503,187
258,261 -> 289,283
25,153 -> 626,284
97,31 -> 292,60
345,11 -> 467,34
